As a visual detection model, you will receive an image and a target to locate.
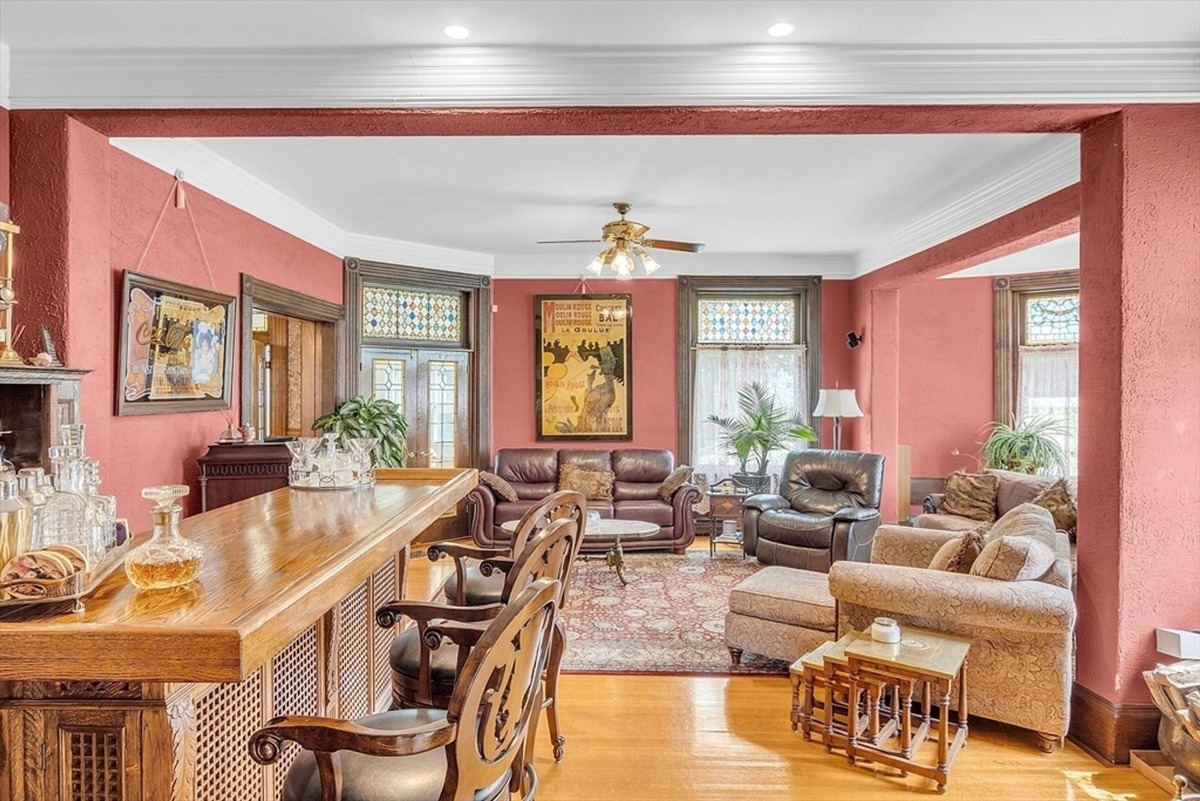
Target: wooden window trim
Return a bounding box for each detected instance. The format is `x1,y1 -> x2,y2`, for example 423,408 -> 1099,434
992,270 -> 1079,424
675,275 -> 822,465
342,258 -> 491,469
239,274 -> 344,432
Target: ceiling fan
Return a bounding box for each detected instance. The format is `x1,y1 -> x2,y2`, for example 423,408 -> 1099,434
538,202 -> 705,278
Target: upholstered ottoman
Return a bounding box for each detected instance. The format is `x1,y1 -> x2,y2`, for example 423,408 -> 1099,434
725,566 -> 837,664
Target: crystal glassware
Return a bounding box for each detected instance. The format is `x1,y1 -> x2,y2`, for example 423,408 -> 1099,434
0,476 -> 33,571
39,445 -> 93,564
345,437 -> 377,486
286,437 -> 323,487
123,485 -> 205,590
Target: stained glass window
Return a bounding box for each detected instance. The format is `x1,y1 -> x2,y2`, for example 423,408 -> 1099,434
426,361 -> 458,468
362,286 -> 463,342
1023,294 -> 1080,344
697,298 -> 796,344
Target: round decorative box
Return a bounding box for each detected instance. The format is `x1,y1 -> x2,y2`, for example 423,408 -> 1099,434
871,617 -> 901,643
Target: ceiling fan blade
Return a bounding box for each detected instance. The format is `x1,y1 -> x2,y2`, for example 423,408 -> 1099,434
644,238 -> 706,253
537,239 -> 604,245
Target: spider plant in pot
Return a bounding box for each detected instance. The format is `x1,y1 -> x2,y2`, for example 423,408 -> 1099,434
313,395 -> 409,468
979,414 -> 1068,475
707,382 -> 817,493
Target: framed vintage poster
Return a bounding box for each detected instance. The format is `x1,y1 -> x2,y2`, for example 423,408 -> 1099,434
534,294 -> 632,440
117,270 -> 236,415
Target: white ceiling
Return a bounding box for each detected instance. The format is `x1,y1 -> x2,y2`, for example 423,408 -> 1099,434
3,1 -> 1198,278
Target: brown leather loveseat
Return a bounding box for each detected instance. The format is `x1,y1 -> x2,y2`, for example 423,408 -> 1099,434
467,448 -> 700,554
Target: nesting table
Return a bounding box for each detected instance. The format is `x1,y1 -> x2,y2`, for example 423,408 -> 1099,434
790,626 -> 970,794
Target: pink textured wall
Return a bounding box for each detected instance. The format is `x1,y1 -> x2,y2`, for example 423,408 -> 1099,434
818,280 -> 857,448
898,278 -> 994,477
1076,106 -> 1200,705
489,279 -> 678,459
9,112 -> 342,532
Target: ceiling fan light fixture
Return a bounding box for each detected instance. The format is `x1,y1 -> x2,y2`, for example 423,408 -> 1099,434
637,247 -> 662,276
611,248 -> 634,280
585,253 -> 605,276
442,24 -> 471,40
766,22 -> 795,38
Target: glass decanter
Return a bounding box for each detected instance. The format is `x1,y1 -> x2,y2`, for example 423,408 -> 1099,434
82,458 -> 118,554
0,477 -> 33,571
124,485 -> 204,590
40,446 -> 93,564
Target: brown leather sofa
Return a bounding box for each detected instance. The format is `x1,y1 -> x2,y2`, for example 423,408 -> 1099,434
467,448 -> 700,554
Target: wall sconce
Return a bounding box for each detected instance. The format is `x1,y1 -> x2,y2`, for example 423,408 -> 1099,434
846,330 -> 864,349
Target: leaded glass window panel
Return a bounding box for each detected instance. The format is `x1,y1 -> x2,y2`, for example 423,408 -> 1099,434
370,359 -> 406,409
697,298 -> 796,344
426,361 -> 458,469
1023,294 -> 1080,344
362,286 -> 463,342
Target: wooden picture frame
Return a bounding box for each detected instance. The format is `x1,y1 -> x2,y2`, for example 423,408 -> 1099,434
534,293 -> 632,441
117,270 -> 236,415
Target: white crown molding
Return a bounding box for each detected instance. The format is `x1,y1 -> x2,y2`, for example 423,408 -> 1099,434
492,253 -> 857,280
0,42 -> 10,108
10,42 -> 1199,108
942,233 -> 1079,278
110,138 -> 494,275
854,137 -> 1080,276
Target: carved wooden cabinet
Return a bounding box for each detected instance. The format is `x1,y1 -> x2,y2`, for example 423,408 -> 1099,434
196,442 -> 291,511
0,365 -> 87,470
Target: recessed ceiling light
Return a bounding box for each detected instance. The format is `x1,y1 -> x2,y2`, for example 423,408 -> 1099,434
766,22 -> 795,38
442,24 -> 470,40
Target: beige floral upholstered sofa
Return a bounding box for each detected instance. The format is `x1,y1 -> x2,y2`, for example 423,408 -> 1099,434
828,503 -> 1076,753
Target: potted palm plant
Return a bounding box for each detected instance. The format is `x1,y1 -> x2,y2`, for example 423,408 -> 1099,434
707,382 -> 817,493
980,414 -> 1068,475
313,395 -> 409,468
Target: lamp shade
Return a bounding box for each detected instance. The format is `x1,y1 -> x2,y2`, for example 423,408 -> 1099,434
812,388 -> 864,418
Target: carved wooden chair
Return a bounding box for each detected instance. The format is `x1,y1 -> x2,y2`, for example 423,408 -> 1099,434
432,490 -> 586,607
250,578 -> 559,801
421,490 -> 585,761
378,514 -> 580,760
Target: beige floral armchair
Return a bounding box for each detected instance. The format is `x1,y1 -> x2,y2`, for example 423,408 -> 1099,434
827,524 -> 1076,753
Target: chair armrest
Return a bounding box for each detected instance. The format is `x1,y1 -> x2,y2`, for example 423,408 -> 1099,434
425,618 -> 491,649
427,542 -> 509,562
870,524 -> 962,567
743,494 -> 790,513
250,714 -> 455,764
828,561 -> 1076,633
923,493 -> 945,514
833,507 -> 879,523
375,599 -> 502,629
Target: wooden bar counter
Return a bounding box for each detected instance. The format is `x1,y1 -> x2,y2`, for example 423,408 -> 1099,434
0,467 -> 475,801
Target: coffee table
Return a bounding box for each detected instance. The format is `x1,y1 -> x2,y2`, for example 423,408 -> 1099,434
500,517 -> 659,586
791,625 -> 970,794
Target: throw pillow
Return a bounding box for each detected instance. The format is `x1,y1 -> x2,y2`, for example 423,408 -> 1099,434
478,471 -> 519,502
970,533 -> 1056,582
657,465 -> 694,503
928,528 -> 987,574
558,464 -> 615,501
987,502 -> 1056,542
1032,478 -> 1077,533
939,471 -> 999,522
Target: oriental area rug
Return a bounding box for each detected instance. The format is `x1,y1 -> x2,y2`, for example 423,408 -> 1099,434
559,552 -> 791,675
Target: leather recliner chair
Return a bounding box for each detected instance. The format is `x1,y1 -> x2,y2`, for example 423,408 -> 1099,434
741,449 -> 885,571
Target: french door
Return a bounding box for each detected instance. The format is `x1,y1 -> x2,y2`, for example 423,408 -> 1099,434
360,347 -> 470,468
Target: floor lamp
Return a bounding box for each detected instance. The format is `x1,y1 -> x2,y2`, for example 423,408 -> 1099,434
813,388 -> 864,450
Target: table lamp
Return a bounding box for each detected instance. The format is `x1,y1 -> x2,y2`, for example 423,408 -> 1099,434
812,388 -> 863,450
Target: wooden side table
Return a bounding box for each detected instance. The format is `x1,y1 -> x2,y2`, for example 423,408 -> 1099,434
791,626 -> 971,794
707,479 -> 748,557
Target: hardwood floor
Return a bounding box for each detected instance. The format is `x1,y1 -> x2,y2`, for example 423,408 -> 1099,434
407,539 -> 1165,801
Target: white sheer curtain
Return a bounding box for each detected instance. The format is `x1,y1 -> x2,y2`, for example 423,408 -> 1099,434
1017,344 -> 1079,474
691,346 -> 806,484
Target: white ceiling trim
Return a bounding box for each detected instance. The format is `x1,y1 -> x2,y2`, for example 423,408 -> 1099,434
111,138 -> 496,274
11,43 -> 1199,108
943,233 -> 1079,278
0,42 -> 10,108
492,253 -> 857,280
854,137 -> 1079,276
